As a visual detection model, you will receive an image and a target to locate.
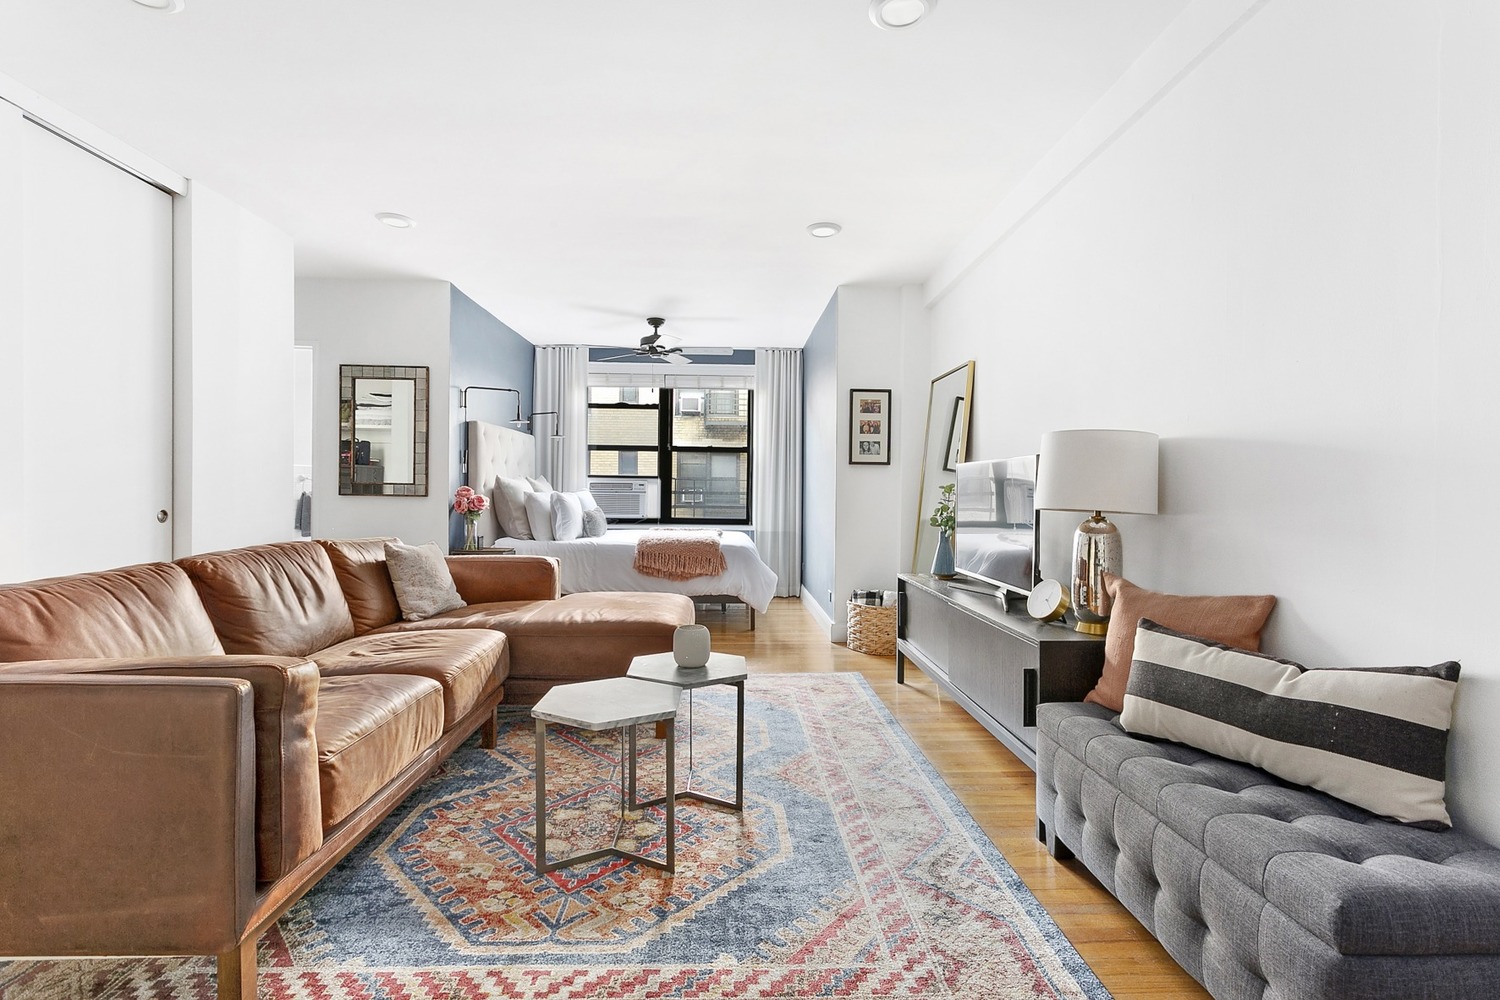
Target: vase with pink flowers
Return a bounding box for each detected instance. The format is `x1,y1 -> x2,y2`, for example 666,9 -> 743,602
453,486 -> 489,550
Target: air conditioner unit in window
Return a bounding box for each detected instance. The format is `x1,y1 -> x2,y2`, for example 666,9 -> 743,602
678,392 -> 704,416
587,478 -> 660,519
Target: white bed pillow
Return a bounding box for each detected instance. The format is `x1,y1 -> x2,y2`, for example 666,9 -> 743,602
571,489 -> 600,513
493,476 -> 535,539
523,490 -> 555,541
550,491 -> 584,541
527,475 -> 553,493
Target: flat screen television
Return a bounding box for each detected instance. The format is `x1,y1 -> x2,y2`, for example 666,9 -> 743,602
953,455 -> 1039,598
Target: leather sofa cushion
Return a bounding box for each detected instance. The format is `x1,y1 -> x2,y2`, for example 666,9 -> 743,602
375,592 -> 694,700
318,539 -> 560,632
178,542 -> 356,658
315,674 -> 444,831
316,537 -> 402,634
0,562 -> 223,661
311,629 -> 508,731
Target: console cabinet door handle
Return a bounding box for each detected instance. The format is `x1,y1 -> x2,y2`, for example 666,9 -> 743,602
1023,668 -> 1039,728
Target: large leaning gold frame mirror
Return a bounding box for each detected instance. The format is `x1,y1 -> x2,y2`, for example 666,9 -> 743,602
339,364 -> 430,496
911,361 -> 975,573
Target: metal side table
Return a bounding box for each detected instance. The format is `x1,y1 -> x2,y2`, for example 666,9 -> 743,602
531,677 -> 681,874
626,651 -> 747,811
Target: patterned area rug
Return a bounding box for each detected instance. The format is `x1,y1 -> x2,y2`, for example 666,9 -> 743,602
1,673 -> 1109,999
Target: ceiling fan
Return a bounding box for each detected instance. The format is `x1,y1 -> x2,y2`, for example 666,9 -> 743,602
597,317 -> 692,365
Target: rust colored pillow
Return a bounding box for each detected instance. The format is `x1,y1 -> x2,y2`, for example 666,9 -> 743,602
1085,574 -> 1276,712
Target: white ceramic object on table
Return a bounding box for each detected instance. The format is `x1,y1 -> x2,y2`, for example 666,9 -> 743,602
673,624 -> 712,668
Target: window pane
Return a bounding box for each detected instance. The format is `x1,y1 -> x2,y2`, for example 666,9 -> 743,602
669,451 -> 747,520
588,406 -> 658,447
671,388 -> 749,447
589,450 -> 658,477
588,387 -> 659,405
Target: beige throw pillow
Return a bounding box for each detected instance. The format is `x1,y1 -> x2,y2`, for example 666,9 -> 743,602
493,476 -> 534,539
1086,574 -> 1276,713
383,541 -> 466,621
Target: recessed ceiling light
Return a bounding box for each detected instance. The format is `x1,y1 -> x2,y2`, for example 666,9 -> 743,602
375,212 -> 416,230
807,222 -> 842,238
869,0 -> 934,30
131,0 -> 185,12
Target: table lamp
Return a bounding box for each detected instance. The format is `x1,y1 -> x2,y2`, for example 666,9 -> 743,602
1034,429 -> 1159,634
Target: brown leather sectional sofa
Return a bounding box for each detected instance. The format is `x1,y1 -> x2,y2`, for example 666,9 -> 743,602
0,538 -> 693,1000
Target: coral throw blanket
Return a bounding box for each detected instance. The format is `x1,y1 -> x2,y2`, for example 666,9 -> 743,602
633,529 -> 727,581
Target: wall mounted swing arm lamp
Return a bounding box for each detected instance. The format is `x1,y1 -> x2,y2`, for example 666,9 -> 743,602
525,410 -> 564,440
457,386 -> 523,423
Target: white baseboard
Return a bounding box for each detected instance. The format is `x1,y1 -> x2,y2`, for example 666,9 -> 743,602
799,586 -> 847,644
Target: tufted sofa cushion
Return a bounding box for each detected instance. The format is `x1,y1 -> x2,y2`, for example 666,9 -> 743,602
1037,702 -> 1500,1000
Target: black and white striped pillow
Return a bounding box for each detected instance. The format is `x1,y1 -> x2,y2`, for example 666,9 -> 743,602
1121,619 -> 1460,827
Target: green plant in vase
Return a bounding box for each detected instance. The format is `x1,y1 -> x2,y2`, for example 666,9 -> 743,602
929,483 -> 957,577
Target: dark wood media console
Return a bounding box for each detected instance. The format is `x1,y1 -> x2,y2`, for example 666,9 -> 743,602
896,573 -> 1106,770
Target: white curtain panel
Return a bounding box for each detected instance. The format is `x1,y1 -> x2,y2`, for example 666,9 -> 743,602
533,345 -> 589,491
753,348 -> 802,597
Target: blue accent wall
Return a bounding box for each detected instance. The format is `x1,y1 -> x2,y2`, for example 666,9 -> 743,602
449,285 -> 534,549
801,293 -> 838,619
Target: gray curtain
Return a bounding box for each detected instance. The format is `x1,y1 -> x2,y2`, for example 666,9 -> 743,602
532,345 -> 588,490
753,348 -> 802,597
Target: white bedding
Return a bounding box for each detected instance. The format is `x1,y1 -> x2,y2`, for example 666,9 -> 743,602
488,529 -> 777,613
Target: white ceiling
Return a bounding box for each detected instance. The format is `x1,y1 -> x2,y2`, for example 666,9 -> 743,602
0,0 -> 1188,349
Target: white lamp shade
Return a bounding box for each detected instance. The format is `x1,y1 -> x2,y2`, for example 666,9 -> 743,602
1034,429 -> 1159,515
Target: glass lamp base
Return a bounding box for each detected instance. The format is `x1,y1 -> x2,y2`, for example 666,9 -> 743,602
1071,513 -> 1121,635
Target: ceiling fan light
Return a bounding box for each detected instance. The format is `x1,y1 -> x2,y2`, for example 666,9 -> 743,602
807,221 -> 842,238
869,0 -> 932,30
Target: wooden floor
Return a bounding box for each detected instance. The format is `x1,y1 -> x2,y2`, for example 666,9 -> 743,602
696,597 -> 1211,1000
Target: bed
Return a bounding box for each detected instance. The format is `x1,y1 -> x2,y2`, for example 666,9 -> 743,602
464,420 -> 777,625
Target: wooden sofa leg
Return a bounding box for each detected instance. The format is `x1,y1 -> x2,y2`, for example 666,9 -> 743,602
481,708 -> 498,749
217,939 -> 256,1000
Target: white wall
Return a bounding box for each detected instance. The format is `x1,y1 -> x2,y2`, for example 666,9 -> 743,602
924,0 -> 1500,840
173,182 -> 295,556
831,286 -> 908,639
297,278 -> 453,546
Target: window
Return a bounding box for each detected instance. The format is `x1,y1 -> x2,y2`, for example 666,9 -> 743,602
586,385 -> 752,523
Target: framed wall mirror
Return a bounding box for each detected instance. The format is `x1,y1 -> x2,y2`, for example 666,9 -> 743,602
338,364 -> 429,496
911,361 -> 975,573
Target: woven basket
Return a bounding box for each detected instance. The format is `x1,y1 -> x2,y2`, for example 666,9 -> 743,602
846,601 -> 897,657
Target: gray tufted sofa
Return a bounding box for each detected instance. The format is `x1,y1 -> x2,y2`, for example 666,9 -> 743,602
1036,701 -> 1500,1000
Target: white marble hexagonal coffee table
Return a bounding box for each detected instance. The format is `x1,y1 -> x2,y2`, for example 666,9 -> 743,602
626,651 -> 748,811
531,676 -> 681,874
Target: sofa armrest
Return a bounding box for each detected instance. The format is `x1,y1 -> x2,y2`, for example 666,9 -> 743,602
3,655 -> 324,883
0,674 -> 256,956
447,554 -> 561,603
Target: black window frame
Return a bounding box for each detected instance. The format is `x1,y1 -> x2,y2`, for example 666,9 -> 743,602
585,386 -> 752,525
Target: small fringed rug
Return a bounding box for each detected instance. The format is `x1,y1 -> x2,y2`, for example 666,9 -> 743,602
0,674 -> 1110,1000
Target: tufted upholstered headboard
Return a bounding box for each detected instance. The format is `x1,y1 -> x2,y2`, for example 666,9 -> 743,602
465,420 -> 535,542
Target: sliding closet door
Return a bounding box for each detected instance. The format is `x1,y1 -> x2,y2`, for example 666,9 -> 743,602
13,119 -> 173,578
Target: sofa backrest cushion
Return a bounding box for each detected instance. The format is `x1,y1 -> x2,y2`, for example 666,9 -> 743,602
316,537 -> 402,634
1122,619 -> 1460,828
177,542 -> 356,658
0,562 -> 224,661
